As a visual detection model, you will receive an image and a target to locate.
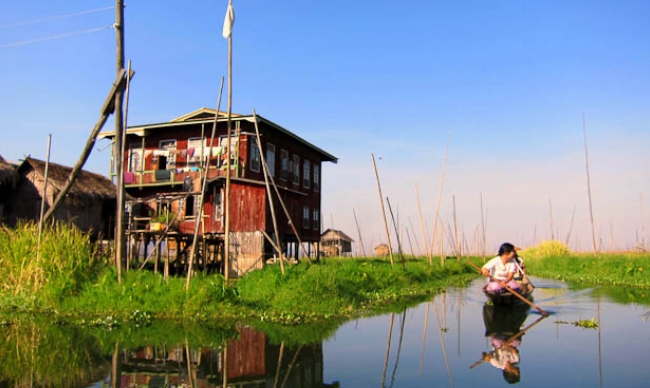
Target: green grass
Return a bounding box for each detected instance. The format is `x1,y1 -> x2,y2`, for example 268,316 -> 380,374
521,243 -> 650,289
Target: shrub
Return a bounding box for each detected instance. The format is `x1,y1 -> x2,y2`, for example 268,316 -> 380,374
521,240 -> 571,259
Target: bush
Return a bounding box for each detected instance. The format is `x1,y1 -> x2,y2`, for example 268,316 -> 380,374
521,240 -> 571,259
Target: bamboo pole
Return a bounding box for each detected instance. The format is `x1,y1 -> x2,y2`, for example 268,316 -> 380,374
186,77 -> 224,290
430,136 -> 450,265
381,313 -> 395,388
221,344 -> 228,388
252,111 -> 311,263
37,134 -> 52,259
452,196 -> 461,260
371,154 -> 394,266
583,114 -> 598,255
434,302 -> 453,386
408,218 -> 421,255
353,209 -> 367,257
253,109 -> 285,274
280,346 -> 303,388
273,341 -> 285,388
415,183 -> 431,261
389,311 -> 407,385
565,204 -> 578,246
43,68 -> 131,222
223,0 -> 234,282
387,197 -> 405,268
548,198 -> 555,241
419,301 -> 430,375
480,192 -> 487,262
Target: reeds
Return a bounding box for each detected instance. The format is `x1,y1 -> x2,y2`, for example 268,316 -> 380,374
0,222 -> 106,301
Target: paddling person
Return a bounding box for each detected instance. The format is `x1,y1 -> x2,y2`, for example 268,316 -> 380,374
481,242 -> 521,294
481,344 -> 521,384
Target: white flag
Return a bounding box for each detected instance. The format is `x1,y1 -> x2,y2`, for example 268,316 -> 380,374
222,2 -> 235,39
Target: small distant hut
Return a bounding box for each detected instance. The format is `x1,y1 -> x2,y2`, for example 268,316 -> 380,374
320,229 -> 354,257
374,243 -> 390,257
9,157 -> 116,240
0,155 -> 18,222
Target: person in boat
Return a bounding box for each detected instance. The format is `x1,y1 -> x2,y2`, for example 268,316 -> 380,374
481,343 -> 521,384
481,242 -> 521,294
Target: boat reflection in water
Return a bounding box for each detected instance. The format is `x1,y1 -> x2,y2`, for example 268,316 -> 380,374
471,303 -> 545,384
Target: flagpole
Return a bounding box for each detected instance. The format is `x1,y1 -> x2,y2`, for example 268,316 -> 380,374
223,0 -> 234,282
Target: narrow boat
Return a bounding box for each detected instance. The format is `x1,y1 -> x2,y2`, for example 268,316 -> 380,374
482,280 -> 535,307
482,303 -> 530,337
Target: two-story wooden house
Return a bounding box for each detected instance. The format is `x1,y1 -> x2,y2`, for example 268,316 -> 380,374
99,108 -> 337,276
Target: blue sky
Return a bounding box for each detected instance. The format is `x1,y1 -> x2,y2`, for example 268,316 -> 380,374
1,1 -> 649,254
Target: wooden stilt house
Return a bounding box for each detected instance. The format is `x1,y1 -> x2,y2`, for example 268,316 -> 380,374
98,108 -> 337,276
320,229 -> 354,257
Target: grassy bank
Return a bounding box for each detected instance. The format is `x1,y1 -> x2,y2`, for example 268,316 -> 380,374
520,240 -> 650,289
3,225 -> 650,327
0,224 -> 477,326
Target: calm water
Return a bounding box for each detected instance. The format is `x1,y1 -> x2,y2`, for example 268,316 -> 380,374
1,277 -> 649,387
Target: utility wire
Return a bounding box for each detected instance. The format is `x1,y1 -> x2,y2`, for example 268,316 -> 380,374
1,25 -> 113,48
0,5 -> 115,30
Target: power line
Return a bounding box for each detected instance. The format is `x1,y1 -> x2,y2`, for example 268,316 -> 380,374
0,5 -> 115,30
1,25 -> 113,48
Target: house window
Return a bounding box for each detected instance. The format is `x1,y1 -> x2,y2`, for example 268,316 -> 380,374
128,143 -> 143,172
158,139 -> 177,170
303,206 -> 310,229
213,187 -> 223,220
266,143 -> 276,177
292,155 -> 300,185
250,142 -> 261,173
303,160 -> 310,189
280,149 -> 289,181
313,165 -> 320,192
219,136 -> 238,167
313,209 -> 320,231
187,137 -> 205,165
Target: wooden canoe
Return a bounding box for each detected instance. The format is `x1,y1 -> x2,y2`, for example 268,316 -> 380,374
482,280 -> 535,307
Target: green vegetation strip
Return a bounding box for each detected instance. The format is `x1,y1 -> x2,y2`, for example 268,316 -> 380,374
0,223 -> 477,327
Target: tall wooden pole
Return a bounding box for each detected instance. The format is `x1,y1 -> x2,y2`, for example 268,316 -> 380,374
415,183 -> 430,261
224,0 -> 234,282
352,209 -> 367,257
253,109 -> 285,274
430,136 -> 450,266
371,154 -> 394,266
114,0 -> 125,283
186,78 -> 225,291
583,114 -> 598,255
37,134 -> 52,258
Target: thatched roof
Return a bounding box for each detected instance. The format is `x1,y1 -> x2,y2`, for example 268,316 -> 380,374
18,157 -> 116,200
0,154 -> 18,186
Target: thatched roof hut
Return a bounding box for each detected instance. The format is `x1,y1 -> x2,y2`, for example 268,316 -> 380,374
10,157 -> 116,239
18,157 -> 116,200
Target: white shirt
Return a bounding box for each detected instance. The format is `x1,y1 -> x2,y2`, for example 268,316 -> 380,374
482,256 -> 517,281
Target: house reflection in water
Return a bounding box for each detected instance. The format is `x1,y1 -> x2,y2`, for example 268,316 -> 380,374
114,327 -> 339,388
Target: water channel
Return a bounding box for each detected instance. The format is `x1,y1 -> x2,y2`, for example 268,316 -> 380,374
1,277 -> 648,387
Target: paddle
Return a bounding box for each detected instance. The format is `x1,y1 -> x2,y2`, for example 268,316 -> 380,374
465,259 -> 549,317
505,314 -> 547,345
